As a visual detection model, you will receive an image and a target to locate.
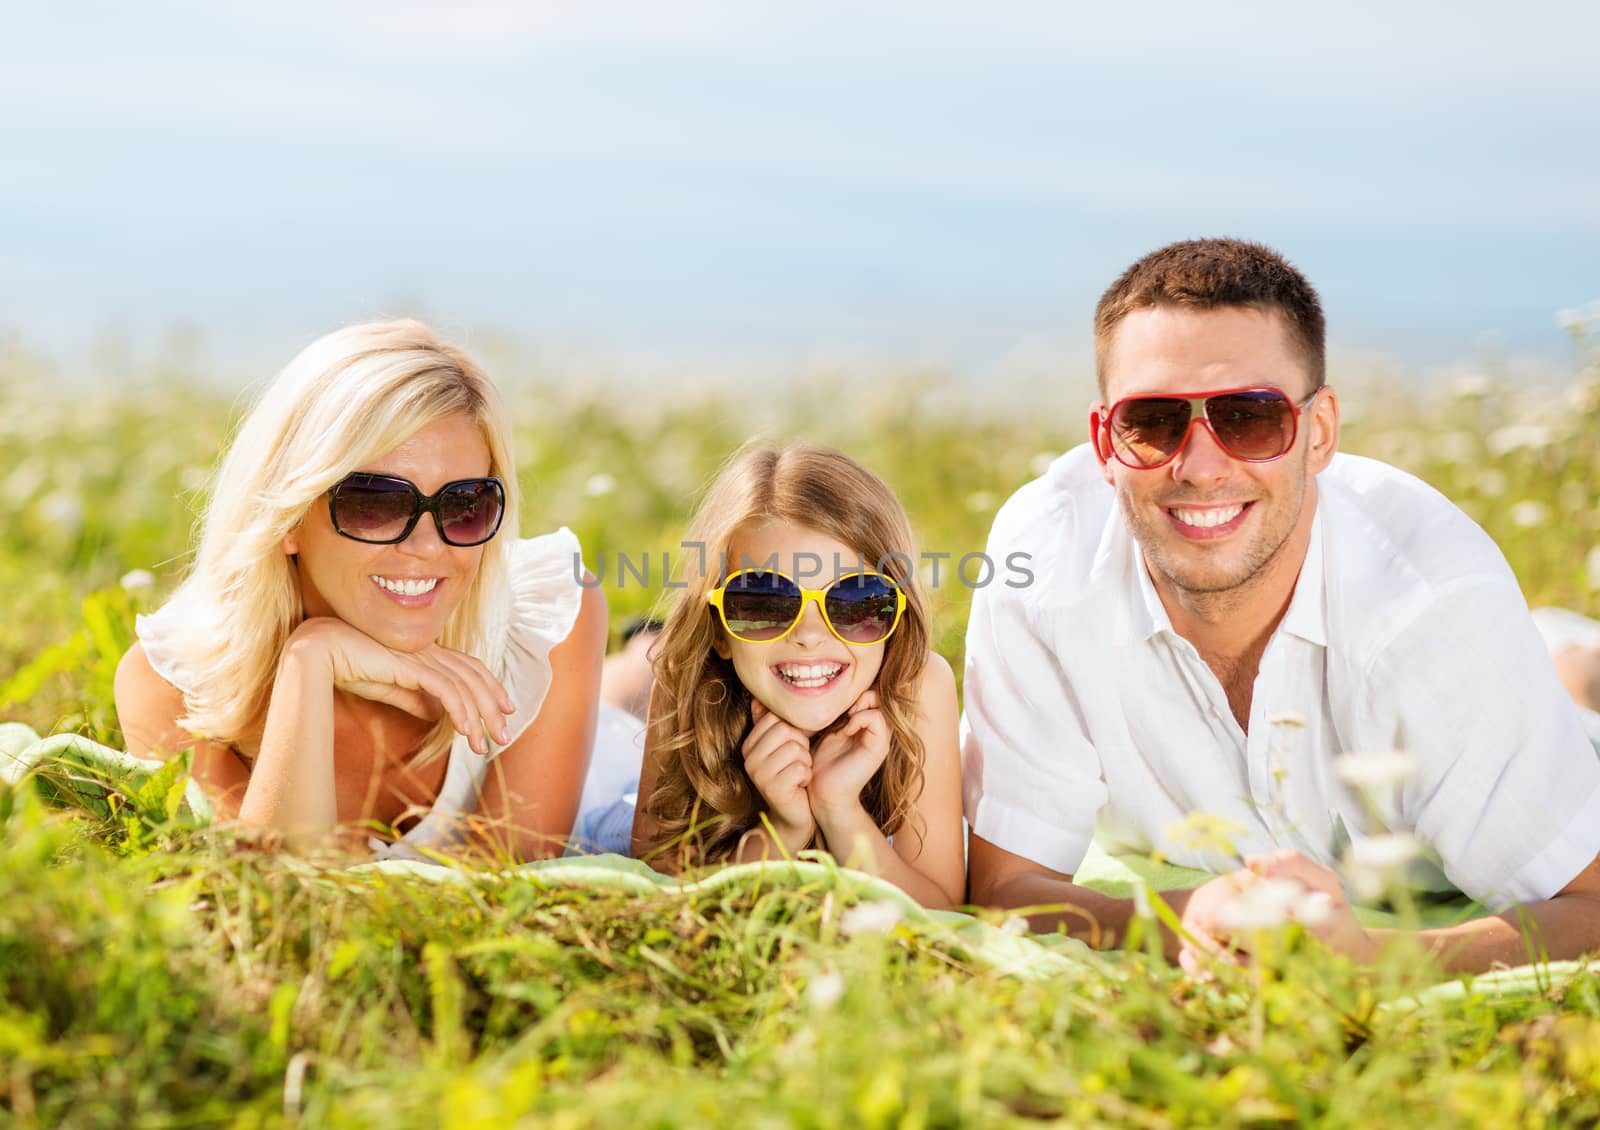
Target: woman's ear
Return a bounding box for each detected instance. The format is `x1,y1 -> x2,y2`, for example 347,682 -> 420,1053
711,631 -> 732,660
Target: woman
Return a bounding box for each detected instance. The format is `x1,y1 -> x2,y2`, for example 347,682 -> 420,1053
114,320 -> 608,861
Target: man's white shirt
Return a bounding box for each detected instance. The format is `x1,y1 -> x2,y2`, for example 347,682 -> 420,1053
961,444 -> 1600,909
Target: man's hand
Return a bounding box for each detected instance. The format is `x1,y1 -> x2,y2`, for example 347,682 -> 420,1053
1174,851 -> 1373,972
1174,869 -> 1250,973
1244,850 -> 1377,963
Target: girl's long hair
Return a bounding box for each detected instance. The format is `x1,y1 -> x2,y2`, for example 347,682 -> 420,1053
642,444 -> 930,864
160,319 -> 521,765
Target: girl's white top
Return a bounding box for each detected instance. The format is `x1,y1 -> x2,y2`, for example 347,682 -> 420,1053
136,527 -> 594,860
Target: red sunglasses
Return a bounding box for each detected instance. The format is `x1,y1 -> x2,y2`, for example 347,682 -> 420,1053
1093,386 -> 1323,470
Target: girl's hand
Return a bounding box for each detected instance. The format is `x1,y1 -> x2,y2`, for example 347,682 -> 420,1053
807,690 -> 891,823
285,618 -> 514,755
742,700 -> 816,847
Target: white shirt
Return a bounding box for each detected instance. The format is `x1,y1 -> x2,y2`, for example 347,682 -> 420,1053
961,445 -> 1600,909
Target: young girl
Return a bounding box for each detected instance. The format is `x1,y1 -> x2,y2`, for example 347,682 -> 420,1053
630,444 -> 965,907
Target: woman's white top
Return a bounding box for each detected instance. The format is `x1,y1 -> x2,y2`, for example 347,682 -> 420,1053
136,527 -> 613,860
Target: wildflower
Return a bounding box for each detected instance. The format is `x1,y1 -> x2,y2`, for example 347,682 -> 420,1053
965,491 -> 997,514
806,969 -> 845,1009
1451,374 -> 1492,398
1166,811 -> 1246,857
1219,878 -> 1311,931
1335,751 -> 1418,792
584,473 -> 617,497
1343,834 -> 1424,902
1487,425 -> 1555,457
1587,546 -> 1600,593
1348,833 -> 1423,871
120,569 -> 156,592
1570,377 -> 1600,416
1510,501 -> 1550,528
1030,451 -> 1057,476
999,915 -> 1029,937
839,900 -> 902,937
38,491 -> 84,537
1295,891 -> 1332,926
1475,470 -> 1507,497
1432,431 -> 1476,464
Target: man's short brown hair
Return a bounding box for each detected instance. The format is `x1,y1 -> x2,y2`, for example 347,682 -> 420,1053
1093,238 -> 1326,394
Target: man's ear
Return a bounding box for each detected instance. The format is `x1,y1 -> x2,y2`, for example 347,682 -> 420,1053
1305,387 -> 1340,474
1090,407 -> 1117,486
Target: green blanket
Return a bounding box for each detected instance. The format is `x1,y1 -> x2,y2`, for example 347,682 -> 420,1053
4,721 -> 1594,1004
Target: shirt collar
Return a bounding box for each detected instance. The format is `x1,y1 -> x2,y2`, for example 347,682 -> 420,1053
1097,498 -> 1328,648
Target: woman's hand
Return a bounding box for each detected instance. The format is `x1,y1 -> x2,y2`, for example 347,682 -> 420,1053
286,618 -> 514,755
807,690 -> 891,823
742,700 -> 816,850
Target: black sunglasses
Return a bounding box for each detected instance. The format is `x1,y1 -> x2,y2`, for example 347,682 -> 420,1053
327,473 -> 505,547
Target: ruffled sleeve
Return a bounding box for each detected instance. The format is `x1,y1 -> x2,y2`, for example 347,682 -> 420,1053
133,587 -> 201,697
498,527 -> 589,748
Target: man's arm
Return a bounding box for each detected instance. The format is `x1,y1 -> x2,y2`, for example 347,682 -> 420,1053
1247,850 -> 1600,973
969,833 -> 1209,959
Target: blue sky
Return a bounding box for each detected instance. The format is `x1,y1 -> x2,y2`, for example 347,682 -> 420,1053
3,1 -> 1597,385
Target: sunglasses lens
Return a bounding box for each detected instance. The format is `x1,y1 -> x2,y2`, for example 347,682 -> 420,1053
1109,398 -> 1193,467
437,479 -> 505,546
1206,392 -> 1296,460
721,573 -> 803,640
331,476 -> 418,542
825,574 -> 901,644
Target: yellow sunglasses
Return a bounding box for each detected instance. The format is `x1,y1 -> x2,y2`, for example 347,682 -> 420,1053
707,569 -> 906,646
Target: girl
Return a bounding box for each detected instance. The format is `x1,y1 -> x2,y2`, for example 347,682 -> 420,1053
631,444 -> 965,907
114,320 -> 614,861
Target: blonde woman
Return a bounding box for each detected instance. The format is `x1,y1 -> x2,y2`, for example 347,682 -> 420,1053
630,445 -> 964,907
114,320 -> 609,861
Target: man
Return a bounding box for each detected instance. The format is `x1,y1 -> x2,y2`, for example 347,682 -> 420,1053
962,238 -> 1600,972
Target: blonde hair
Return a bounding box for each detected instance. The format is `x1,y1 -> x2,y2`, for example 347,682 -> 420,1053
642,444 -> 930,864
163,319 -> 520,764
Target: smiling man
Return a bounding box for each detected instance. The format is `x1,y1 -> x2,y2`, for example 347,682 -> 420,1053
962,238 -> 1600,972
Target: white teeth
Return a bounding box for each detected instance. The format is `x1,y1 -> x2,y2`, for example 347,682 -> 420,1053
371,575 -> 439,596
1171,504 -> 1245,528
775,662 -> 844,688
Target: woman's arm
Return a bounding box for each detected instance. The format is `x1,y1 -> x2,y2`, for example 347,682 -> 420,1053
114,642 -> 252,821
812,653 -> 960,909
118,619 -> 516,841
474,581 -> 607,862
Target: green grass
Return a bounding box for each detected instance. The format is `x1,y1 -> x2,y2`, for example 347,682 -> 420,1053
2,335 -> 1600,1127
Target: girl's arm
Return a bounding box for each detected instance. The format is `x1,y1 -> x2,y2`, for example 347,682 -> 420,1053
474,582 -> 607,862
808,654 -> 967,908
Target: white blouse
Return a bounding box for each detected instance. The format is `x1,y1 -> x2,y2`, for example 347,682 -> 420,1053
137,527 -> 590,860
